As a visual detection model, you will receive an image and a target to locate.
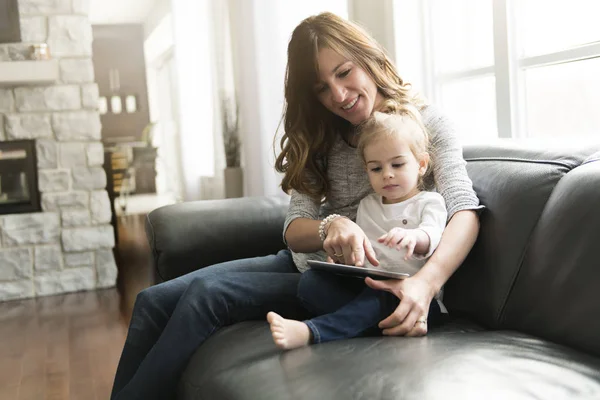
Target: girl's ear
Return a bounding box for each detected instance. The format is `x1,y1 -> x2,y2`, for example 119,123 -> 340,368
419,152 -> 430,175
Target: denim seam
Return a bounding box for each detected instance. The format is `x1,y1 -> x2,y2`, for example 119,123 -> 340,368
305,320 -> 321,344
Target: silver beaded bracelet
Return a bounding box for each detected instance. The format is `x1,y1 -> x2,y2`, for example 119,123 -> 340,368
318,214 -> 342,242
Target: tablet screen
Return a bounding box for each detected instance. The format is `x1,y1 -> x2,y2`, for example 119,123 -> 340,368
306,260 -> 410,280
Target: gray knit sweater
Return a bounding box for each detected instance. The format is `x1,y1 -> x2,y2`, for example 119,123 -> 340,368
283,105 -> 483,272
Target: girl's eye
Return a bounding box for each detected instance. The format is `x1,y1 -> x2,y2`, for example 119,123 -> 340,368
370,167 -> 382,172
392,163 -> 405,168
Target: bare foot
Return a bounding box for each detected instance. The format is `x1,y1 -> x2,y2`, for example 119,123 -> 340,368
267,312 -> 311,350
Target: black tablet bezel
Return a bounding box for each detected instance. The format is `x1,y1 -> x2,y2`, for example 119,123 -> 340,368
306,260 -> 410,280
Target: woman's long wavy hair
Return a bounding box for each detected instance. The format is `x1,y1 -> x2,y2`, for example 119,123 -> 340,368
274,12 -> 424,202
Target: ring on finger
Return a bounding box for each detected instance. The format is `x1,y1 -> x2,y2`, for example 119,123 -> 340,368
333,253 -> 343,257
416,316 -> 427,325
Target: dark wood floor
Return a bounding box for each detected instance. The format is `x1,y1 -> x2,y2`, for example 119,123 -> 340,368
0,214 -> 154,400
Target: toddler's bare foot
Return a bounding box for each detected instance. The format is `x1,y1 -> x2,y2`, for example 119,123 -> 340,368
267,312 -> 311,350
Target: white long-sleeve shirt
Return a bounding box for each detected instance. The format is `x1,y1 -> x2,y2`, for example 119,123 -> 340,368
357,192 -> 447,275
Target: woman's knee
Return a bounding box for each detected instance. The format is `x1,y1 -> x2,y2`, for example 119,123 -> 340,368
180,275 -> 233,314
134,286 -> 160,312
126,287 -> 170,337
185,274 -> 226,295
180,274 -> 257,326
132,280 -> 186,323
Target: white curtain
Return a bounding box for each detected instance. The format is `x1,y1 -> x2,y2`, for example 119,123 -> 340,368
171,0 -> 216,201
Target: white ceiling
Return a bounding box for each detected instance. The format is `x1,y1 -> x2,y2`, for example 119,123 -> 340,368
89,0 -> 159,24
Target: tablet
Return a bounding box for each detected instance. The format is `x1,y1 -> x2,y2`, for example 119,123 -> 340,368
306,260 -> 410,280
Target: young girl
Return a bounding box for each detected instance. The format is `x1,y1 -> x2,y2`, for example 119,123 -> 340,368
267,106 -> 447,349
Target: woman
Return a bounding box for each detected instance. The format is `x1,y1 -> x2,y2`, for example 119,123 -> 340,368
111,12 -> 481,400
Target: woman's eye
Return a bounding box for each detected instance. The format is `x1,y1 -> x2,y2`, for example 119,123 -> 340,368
338,69 -> 351,78
315,85 -> 327,94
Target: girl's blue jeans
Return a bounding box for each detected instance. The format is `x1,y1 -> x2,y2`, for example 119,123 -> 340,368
298,269 -> 442,344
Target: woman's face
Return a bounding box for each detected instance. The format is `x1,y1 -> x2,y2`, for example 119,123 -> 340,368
315,47 -> 384,126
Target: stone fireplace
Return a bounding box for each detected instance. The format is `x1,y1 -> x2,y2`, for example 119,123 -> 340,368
0,0 -> 117,301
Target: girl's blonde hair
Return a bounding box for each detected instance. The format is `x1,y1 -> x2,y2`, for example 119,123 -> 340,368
357,104 -> 433,191
274,12 -> 426,202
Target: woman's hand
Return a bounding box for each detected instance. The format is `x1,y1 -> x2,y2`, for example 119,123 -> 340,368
323,217 -> 379,267
364,276 -> 436,337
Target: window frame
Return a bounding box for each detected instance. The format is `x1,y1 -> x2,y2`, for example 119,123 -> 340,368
420,0 -> 600,139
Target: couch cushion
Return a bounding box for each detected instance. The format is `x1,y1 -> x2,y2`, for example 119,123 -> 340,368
179,321 -> 600,400
444,143 -> 593,328
147,196 -> 289,281
501,158 -> 600,357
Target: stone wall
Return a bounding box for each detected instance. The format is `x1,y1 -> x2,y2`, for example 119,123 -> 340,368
0,0 -> 117,301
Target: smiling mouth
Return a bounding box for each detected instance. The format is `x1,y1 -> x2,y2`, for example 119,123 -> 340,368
342,96 -> 359,111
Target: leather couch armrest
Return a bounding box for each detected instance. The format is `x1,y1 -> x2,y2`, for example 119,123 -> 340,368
145,196 -> 289,282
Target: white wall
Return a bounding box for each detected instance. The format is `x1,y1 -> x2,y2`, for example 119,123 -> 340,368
348,0 -> 397,60
143,0 -> 172,40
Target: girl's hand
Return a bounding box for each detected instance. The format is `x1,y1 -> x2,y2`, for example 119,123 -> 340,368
323,217 -> 379,267
378,228 -> 419,260
364,275 -> 436,337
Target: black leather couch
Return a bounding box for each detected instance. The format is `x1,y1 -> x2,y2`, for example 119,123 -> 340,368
145,142 -> 600,399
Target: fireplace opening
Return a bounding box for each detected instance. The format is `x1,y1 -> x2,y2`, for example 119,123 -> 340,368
0,140 -> 41,215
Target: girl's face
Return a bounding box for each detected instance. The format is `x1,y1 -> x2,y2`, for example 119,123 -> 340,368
315,47 -> 384,126
363,133 -> 428,204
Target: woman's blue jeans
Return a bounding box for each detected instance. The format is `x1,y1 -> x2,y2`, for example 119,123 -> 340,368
110,249 -> 306,400
298,270 -> 442,343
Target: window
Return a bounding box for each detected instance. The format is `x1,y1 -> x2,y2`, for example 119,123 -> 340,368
514,0 -> 600,140
397,0 -> 600,143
